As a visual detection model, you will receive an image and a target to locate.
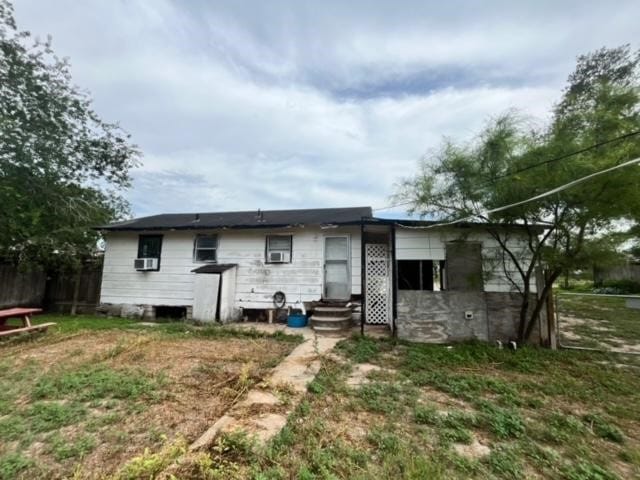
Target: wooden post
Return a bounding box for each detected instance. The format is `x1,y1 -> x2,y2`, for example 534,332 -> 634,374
547,287 -> 557,350
70,269 -> 82,316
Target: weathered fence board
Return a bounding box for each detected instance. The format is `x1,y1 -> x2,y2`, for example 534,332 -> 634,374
44,265 -> 103,314
594,263 -> 640,285
0,264 -> 47,309
0,263 -> 102,313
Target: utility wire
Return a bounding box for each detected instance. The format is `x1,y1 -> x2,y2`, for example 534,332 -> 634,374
480,129 -> 640,185
394,156 -> 640,230
373,129 -> 640,212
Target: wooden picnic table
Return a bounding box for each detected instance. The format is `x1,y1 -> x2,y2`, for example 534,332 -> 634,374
0,307 -> 56,338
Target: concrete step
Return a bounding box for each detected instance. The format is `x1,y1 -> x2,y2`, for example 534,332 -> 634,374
314,306 -> 352,313
310,315 -> 352,333
312,307 -> 353,319
312,325 -> 351,333
310,315 -> 352,323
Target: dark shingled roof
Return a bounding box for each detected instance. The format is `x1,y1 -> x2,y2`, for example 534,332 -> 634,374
98,206 -> 373,231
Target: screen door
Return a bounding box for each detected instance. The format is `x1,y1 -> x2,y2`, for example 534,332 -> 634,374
324,236 -> 350,300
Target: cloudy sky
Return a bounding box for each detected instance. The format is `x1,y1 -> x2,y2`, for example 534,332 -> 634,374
13,0 -> 640,218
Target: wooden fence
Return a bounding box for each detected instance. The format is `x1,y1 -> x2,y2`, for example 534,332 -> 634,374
594,263 -> 640,286
0,264 -> 47,309
0,263 -> 102,313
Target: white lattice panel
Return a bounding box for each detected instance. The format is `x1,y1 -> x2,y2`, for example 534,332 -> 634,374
365,243 -> 391,325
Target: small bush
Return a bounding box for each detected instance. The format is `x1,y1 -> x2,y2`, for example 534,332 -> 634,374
593,279 -> 640,294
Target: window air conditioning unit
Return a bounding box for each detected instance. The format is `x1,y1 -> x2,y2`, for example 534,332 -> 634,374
268,251 -> 289,263
134,258 -> 158,271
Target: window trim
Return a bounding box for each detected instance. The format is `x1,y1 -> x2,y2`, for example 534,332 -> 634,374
137,234 -> 163,271
193,234 -> 218,263
397,259 -> 446,291
265,234 -> 293,264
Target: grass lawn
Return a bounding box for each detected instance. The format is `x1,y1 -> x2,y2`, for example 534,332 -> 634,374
4,308 -> 640,479
0,314 -> 301,479
558,293 -> 640,352
174,336 -> 640,480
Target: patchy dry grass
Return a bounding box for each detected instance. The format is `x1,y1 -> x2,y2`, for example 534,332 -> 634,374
0,316 -> 300,479
559,294 -> 640,352
179,335 -> 640,479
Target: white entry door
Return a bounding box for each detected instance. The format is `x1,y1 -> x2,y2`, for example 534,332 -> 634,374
324,236 -> 350,300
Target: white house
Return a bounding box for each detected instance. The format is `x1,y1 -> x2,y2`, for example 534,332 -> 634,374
97,206 -> 551,344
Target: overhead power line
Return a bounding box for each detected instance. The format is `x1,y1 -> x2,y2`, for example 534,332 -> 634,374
483,129 -> 640,185
395,156 -> 640,230
373,129 -> 640,212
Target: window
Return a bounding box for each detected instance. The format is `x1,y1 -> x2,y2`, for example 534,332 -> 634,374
265,235 -> 292,263
397,260 -> 446,291
137,235 -> 162,270
194,235 -> 218,263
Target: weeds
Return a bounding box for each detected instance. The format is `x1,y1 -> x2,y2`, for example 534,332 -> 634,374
583,413 -> 624,443
32,365 -> 164,402
476,402 -> 525,439
114,436 -> 187,480
0,453 -> 32,480
47,433 -> 96,461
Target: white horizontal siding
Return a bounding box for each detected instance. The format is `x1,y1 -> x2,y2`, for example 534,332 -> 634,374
100,226 -> 363,310
100,232 -> 199,306
395,227 -> 537,293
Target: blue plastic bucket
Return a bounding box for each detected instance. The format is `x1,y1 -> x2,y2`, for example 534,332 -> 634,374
287,313 -> 308,328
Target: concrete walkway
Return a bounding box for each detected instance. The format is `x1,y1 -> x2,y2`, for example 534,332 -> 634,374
190,323 -> 344,451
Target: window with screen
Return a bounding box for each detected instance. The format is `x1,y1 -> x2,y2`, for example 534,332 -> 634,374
266,235 -> 292,263
137,235 -> 162,270
194,235 -> 218,262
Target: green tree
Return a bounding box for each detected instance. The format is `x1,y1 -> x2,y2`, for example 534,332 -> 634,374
0,0 -> 140,270
397,45 -> 640,343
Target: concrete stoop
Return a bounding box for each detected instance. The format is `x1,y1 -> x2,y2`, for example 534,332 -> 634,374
310,306 -> 353,333
190,332 -> 342,451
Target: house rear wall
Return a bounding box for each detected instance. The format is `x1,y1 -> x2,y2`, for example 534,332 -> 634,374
100,226 -> 361,314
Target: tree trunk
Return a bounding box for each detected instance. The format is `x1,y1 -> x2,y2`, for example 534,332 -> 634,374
563,270 -> 569,289
523,269 -> 562,342
517,278 -> 532,343
517,295 -> 529,343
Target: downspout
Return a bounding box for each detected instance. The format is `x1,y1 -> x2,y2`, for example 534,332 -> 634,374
361,217 -> 366,336
391,223 -> 398,337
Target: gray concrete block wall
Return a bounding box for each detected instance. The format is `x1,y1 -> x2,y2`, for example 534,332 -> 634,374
485,292 -> 523,342
396,291 -> 488,343
397,291 -> 546,345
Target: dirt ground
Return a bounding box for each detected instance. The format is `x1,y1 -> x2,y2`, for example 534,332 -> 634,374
1,329 -> 294,479
560,314 -> 640,354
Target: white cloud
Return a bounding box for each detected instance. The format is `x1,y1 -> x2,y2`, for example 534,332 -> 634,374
11,0 -> 640,216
